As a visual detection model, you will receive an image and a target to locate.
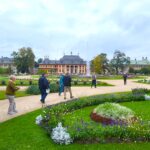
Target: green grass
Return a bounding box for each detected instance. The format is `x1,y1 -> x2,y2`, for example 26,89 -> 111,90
63,101 -> 150,125
0,76 -> 8,80
0,99 -> 150,150
32,75 -> 146,80
136,81 -> 150,85
0,90 -> 31,100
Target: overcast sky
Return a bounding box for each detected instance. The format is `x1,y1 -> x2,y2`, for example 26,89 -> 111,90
0,0 -> 150,60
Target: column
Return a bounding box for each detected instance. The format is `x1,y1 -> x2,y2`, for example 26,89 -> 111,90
65,65 -> 67,74
69,65 -> 70,74
74,65 -> 75,74
78,66 -> 80,74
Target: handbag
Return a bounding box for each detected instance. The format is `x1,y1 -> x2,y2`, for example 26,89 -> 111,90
46,89 -> 50,94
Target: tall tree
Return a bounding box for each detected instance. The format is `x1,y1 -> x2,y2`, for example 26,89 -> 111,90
37,58 -> 43,64
100,53 -> 109,74
110,50 -> 130,74
11,47 -> 35,73
90,53 -> 109,74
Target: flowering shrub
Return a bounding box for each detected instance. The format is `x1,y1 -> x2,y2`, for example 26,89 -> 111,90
91,103 -> 136,125
35,115 -> 43,125
51,122 -> 72,145
94,103 -> 135,120
132,88 -> 150,96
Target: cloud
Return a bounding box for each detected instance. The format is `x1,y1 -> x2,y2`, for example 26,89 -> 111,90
0,0 -> 150,61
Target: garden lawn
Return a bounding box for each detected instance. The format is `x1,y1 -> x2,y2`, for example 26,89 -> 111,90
63,101 -> 150,125
0,100 -> 150,150
0,90 -> 31,100
0,76 -> 8,80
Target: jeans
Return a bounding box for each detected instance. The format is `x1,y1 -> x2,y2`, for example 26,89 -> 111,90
40,89 -> 47,103
91,80 -> 96,88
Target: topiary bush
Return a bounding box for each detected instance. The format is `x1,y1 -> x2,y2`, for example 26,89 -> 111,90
73,80 -> 78,85
29,80 -> 32,85
1,80 -> 6,85
20,81 -> 24,85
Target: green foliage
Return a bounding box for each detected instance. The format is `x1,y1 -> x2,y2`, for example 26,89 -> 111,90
0,90 -> 30,100
37,69 -> 47,75
50,83 -> 59,93
41,93 -> 150,143
41,93 -> 144,128
0,67 -> 10,74
140,67 -> 150,75
26,83 -> 59,95
93,103 -> 135,120
1,80 -> 6,85
132,88 -> 150,96
129,67 -> 135,74
110,50 -> 130,74
69,120 -> 150,143
11,47 -> 35,73
1,101 -> 150,149
90,53 -> 109,74
26,85 -> 40,95
129,67 -> 150,75
29,80 -> 33,85
74,80 -> 78,85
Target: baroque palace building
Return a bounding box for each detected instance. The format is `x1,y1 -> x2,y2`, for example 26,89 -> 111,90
39,53 -> 87,75
130,57 -> 150,70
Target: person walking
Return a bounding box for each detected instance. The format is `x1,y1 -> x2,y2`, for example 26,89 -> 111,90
123,73 -> 128,85
91,74 -> 97,88
59,73 -> 64,96
6,75 -> 20,115
63,73 -> 73,99
38,73 -> 50,104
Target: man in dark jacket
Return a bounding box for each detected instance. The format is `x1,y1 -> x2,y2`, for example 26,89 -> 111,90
91,74 -> 97,88
63,73 -> 73,99
123,73 -> 128,85
38,73 -> 50,104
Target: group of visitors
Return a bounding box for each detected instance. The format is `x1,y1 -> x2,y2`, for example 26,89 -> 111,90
38,72 -> 74,104
5,72 -> 128,115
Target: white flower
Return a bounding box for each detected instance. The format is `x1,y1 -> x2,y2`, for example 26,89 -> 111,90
35,115 -> 43,125
51,122 -> 73,145
144,94 -> 150,100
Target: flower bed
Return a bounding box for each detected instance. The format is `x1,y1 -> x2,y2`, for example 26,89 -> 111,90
36,93 -> 150,145
91,103 -> 136,125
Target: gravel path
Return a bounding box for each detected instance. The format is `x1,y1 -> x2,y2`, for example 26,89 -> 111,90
0,79 -> 149,123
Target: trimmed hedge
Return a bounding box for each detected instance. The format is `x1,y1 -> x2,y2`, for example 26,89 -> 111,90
26,85 -> 40,95
26,83 -> 59,95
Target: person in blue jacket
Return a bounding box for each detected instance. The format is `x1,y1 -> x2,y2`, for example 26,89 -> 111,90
59,73 -> 64,96
38,73 -> 50,104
